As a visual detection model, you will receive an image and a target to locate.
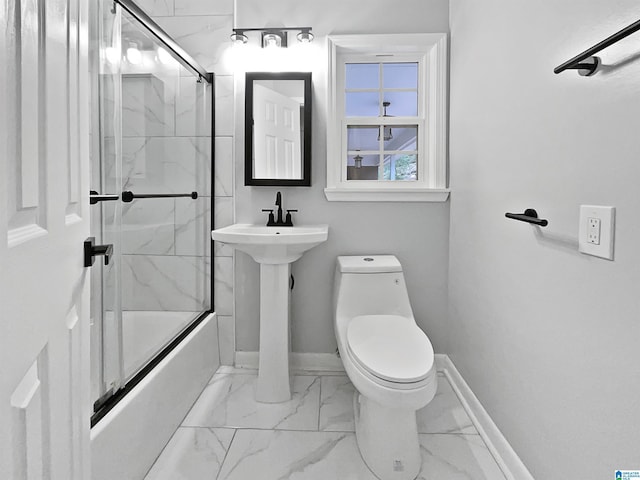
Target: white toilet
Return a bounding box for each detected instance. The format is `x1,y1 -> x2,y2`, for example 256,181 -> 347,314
333,255 -> 437,480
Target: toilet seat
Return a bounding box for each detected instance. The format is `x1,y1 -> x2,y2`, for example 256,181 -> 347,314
346,315 -> 434,387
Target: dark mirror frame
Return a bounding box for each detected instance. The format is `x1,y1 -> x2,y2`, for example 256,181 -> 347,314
245,72 -> 312,186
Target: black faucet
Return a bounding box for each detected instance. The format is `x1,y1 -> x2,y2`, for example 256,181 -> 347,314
262,191 -> 297,227
275,191 -> 283,224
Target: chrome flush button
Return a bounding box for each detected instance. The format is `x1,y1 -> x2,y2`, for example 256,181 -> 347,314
363,257 -> 374,261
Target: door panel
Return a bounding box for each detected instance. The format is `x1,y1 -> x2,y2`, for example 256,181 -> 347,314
0,0 -> 91,479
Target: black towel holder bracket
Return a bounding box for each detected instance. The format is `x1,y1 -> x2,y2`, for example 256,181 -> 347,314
505,209 -> 548,227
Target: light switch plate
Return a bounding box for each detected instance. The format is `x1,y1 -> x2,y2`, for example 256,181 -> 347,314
579,205 -> 615,260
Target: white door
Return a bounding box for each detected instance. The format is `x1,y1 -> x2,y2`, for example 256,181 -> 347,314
0,0 -> 91,479
253,84 -> 302,179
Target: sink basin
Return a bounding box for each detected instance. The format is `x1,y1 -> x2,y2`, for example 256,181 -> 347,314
210,223 -> 329,403
211,223 -> 329,264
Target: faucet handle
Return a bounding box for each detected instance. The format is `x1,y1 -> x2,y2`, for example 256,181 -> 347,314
261,209 -> 276,226
284,209 -> 298,227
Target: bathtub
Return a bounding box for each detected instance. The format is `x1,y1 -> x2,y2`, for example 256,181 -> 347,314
90,313 -> 219,480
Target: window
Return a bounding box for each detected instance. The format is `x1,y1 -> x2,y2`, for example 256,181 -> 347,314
326,34 -> 449,202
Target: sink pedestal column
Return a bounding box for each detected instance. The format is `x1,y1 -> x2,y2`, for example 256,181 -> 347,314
256,263 -> 291,403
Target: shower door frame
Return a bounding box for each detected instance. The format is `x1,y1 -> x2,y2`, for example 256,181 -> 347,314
90,0 -> 216,427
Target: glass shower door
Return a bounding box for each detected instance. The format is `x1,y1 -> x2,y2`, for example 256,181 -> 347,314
90,0 -> 125,411
90,0 -> 212,417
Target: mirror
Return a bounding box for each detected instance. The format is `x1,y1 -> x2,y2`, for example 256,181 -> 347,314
245,72 -> 312,186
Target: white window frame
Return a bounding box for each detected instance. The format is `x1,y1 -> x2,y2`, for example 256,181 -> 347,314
325,33 -> 449,202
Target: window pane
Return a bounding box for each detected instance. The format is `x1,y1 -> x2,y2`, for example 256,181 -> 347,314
383,63 -> 418,89
347,154 -> 380,180
382,91 -> 418,116
346,63 -> 379,89
383,126 -> 417,151
383,154 -> 417,181
346,92 -> 380,116
347,126 -> 379,151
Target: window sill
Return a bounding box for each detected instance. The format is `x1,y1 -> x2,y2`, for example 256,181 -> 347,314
323,187 -> 450,202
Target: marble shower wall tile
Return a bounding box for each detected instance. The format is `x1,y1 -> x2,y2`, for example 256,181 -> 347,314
217,430 -> 378,480
144,427 -> 234,480
183,374 -> 321,430
154,16 -> 233,75
215,76 -> 234,136
174,0 -> 233,16
417,434 -> 506,480
416,373 -> 478,434
121,137 -> 211,196
214,136 -> 233,197
214,196 -> 233,229
134,0 -> 174,16
122,74 -> 177,137
175,76 -> 212,137
217,315 -> 235,366
121,198 -> 175,255
175,196 -> 211,257
214,256 -> 233,315
121,254 -> 208,311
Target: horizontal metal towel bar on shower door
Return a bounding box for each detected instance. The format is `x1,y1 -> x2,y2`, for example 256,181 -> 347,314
121,191 -> 198,202
554,18 -> 640,76
113,0 -> 213,83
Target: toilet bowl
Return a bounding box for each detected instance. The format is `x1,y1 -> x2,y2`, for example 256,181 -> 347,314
333,255 -> 437,480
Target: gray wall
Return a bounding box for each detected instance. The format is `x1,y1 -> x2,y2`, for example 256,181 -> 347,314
449,0 -> 640,478
234,0 -> 451,353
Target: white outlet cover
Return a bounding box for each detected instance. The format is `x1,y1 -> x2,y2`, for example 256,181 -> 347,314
578,205 -> 615,260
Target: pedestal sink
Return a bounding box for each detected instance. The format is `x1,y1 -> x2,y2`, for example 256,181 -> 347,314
211,223 -> 329,402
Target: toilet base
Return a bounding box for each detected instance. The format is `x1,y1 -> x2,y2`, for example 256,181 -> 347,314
354,392 -> 421,480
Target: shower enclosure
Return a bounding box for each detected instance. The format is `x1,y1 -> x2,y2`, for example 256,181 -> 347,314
89,0 -> 213,425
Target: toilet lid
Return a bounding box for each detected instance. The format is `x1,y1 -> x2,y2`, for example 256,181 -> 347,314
347,315 -> 434,383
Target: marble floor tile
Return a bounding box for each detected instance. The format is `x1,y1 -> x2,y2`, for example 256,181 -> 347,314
217,429 -> 379,480
182,374 -> 321,431
417,434 -> 506,480
144,427 -> 235,480
416,373 -> 478,434
319,376 -> 356,432
318,373 -> 477,435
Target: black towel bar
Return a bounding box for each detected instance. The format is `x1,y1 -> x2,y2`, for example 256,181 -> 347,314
554,18 -> 640,76
505,209 -> 548,227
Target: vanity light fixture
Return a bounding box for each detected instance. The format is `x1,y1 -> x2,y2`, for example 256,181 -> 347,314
230,27 -> 314,48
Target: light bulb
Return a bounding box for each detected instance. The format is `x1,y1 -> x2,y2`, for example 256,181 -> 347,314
105,46 -> 119,65
230,31 -> 248,45
296,30 -> 314,43
156,47 -> 174,65
126,43 -> 142,65
263,33 -> 282,49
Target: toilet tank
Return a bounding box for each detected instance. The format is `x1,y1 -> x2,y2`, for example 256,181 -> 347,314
333,256 -> 414,323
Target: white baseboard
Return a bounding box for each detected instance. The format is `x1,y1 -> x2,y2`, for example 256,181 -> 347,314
234,351 -> 345,373
439,355 -> 535,480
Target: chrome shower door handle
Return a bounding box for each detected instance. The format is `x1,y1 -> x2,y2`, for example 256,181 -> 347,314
84,237 -> 114,267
